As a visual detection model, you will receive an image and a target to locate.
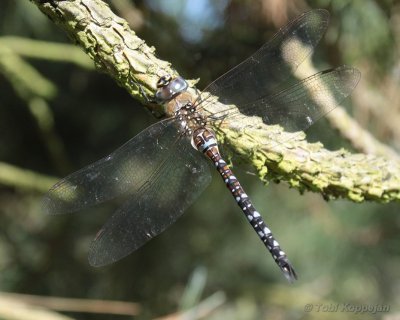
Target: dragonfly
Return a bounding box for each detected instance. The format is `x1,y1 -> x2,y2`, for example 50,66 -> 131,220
43,9 -> 361,282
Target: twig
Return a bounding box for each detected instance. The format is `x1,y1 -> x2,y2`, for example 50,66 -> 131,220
0,162 -> 57,192
0,36 -> 94,69
29,0 -> 400,203
295,60 -> 400,162
0,294 -> 75,320
0,44 -> 72,173
0,292 -> 140,316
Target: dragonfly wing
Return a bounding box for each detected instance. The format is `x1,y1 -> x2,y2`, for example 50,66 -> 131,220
217,66 -> 361,132
88,134 -> 212,267
201,9 -> 330,108
255,66 -> 360,132
43,118 -> 187,215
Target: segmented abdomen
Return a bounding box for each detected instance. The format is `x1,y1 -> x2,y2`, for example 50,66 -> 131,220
193,127 -> 297,281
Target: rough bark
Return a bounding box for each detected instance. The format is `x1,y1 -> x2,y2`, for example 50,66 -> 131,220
29,0 -> 400,203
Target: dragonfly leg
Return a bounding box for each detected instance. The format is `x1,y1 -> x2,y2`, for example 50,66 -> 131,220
128,76 -> 166,118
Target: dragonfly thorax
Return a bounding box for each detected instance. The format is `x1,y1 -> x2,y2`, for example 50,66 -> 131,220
155,75 -> 207,134
176,102 -> 207,136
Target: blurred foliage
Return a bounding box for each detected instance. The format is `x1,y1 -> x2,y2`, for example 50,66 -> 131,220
0,0 -> 399,319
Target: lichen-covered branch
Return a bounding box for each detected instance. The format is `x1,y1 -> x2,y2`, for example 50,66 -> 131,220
30,0 -> 400,203
30,0 -> 176,115
216,119 -> 400,202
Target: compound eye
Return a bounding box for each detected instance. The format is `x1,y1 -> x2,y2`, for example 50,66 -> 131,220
155,75 -> 188,103
171,77 -> 188,93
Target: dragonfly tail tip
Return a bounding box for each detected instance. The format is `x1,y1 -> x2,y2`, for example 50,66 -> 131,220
280,262 -> 298,283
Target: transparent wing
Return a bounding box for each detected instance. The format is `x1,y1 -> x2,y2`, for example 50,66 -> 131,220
88,134 -> 212,267
201,9 -> 330,109
210,66 -> 361,132
43,119 -> 193,214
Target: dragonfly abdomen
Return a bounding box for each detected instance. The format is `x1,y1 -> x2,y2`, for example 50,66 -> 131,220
193,128 -> 297,282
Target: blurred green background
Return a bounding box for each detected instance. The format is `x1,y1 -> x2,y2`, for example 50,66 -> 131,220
0,0 -> 399,319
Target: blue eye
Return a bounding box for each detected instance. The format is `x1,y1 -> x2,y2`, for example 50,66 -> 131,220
155,76 -> 188,103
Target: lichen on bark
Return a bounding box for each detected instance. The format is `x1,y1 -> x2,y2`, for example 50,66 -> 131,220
30,0 -> 400,203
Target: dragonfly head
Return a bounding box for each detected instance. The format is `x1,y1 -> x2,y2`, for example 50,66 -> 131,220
155,75 -> 188,104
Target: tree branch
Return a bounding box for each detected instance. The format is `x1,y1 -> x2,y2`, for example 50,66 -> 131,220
0,162 -> 57,193
29,0 -> 400,203
0,292 -> 140,316
294,61 -> 400,162
30,0 -> 176,115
